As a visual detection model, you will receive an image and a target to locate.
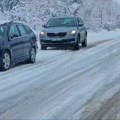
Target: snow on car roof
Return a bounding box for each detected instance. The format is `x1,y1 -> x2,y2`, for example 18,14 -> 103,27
0,20 -> 34,32
0,20 -> 11,25
0,20 -> 29,25
13,21 -> 28,25
51,16 -> 78,19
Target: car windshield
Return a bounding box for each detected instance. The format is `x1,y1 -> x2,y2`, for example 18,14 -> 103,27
47,18 -> 77,27
0,25 -> 8,39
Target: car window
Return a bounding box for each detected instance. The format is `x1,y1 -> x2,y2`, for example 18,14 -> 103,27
17,25 -> 28,36
78,18 -> 83,24
0,25 -> 8,38
24,25 -> 32,34
47,18 -> 77,27
9,25 -> 20,37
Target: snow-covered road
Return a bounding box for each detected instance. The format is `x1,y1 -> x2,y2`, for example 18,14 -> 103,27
0,31 -> 120,120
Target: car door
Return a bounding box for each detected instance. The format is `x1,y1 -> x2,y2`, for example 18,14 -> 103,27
9,24 -> 24,61
17,24 -> 31,58
78,18 -> 86,42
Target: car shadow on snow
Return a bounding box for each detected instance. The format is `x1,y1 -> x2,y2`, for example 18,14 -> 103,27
43,39 -> 111,51
0,62 -> 28,72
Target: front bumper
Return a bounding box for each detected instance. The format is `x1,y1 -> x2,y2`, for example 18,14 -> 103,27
40,36 -> 77,47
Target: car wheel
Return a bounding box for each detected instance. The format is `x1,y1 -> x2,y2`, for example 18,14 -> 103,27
41,46 -> 47,50
82,37 -> 87,47
27,47 -> 36,63
73,36 -> 80,50
0,51 -> 11,71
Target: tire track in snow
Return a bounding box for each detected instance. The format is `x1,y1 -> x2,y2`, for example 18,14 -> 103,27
0,50 -> 113,118
0,39 -> 112,93
0,38 -> 111,80
0,39 -> 113,91
0,39 -> 119,119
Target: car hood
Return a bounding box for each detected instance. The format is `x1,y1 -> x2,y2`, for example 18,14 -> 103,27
43,27 -> 77,33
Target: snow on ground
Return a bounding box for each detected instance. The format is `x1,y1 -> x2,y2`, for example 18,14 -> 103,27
0,30 -> 120,119
88,29 -> 120,43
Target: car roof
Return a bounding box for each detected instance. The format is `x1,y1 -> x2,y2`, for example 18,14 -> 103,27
0,20 -> 27,26
0,20 -> 11,25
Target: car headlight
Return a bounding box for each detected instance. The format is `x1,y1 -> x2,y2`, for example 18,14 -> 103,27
40,31 -> 47,36
68,30 -> 77,36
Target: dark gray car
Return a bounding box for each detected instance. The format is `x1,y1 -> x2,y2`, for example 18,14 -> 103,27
0,21 -> 38,71
40,17 -> 87,50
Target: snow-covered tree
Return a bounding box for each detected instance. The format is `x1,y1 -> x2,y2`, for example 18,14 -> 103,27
0,0 -> 120,31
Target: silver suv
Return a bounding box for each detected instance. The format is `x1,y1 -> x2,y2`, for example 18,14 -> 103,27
40,17 -> 87,50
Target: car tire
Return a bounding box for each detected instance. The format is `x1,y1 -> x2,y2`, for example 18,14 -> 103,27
0,51 -> 11,71
41,46 -> 47,50
82,36 -> 87,47
73,36 -> 80,50
27,47 -> 36,63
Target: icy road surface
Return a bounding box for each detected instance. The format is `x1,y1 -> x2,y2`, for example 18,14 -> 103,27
0,31 -> 120,120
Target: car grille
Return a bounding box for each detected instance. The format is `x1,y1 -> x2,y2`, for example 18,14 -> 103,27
41,39 -> 75,43
47,32 -> 67,37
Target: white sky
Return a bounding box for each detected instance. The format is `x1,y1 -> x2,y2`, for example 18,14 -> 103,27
115,0 -> 120,2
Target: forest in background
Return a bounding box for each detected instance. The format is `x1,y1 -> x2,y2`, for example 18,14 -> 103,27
0,0 -> 120,31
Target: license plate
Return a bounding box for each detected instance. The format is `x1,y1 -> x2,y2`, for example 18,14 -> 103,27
52,38 -> 61,41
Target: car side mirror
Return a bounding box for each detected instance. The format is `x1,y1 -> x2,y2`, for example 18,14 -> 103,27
79,23 -> 84,27
12,34 -> 19,38
42,24 -> 47,28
